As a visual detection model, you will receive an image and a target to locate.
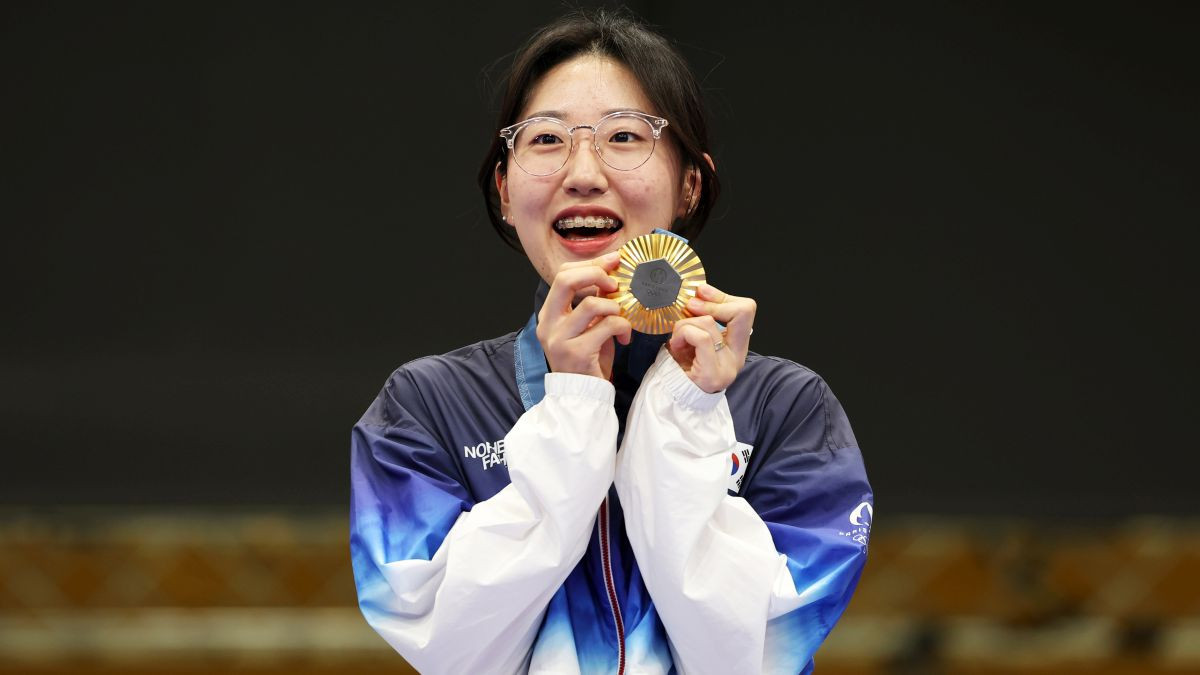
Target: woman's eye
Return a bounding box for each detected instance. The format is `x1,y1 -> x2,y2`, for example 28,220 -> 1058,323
531,134 -> 563,145
609,131 -> 638,143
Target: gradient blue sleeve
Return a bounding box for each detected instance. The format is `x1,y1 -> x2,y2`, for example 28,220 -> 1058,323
349,374 -> 473,616
615,349 -> 871,675
350,368 -> 620,674
747,372 -> 873,674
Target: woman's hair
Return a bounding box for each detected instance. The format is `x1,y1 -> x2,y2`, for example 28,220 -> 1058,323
477,8 -> 720,251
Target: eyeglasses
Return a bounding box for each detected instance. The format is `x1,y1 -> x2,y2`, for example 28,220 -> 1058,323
499,111 -> 669,177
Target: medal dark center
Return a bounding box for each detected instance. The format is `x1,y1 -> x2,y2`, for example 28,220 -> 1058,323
629,258 -> 682,310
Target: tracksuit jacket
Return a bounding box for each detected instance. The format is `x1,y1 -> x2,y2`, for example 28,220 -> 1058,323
350,281 -> 873,674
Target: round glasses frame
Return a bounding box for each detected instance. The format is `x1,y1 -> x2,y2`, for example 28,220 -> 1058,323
499,111 -> 669,177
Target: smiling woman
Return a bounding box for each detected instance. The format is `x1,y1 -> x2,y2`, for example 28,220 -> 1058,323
495,56 -> 691,279
349,9 -> 873,675
479,10 -> 720,257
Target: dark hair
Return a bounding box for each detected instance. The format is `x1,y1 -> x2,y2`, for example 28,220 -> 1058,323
477,8 -> 720,251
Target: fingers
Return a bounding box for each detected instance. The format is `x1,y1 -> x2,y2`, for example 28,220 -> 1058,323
572,285 -> 602,306
563,295 -> 622,336
686,282 -> 756,352
669,315 -> 724,354
542,253 -> 621,317
670,283 -> 758,393
574,314 -> 633,352
669,319 -> 730,393
536,253 -> 628,378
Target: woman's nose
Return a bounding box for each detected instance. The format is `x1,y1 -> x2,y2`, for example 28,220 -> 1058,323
561,132 -> 609,196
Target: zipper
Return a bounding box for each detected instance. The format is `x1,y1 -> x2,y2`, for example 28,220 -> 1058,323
598,496 -> 626,675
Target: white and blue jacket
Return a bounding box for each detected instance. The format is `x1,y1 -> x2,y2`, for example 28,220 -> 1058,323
350,282 -> 873,674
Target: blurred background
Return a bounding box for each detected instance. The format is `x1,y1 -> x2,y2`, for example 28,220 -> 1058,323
3,1 -> 1197,673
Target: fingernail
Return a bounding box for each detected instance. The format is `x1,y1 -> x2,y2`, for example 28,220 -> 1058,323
687,298 -> 703,310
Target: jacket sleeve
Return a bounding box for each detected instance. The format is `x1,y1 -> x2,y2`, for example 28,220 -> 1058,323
614,348 -> 872,675
350,369 -> 619,674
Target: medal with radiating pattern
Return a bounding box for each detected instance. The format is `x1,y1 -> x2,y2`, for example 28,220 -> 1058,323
608,233 -> 706,334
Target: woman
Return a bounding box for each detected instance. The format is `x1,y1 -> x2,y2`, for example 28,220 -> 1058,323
350,10 -> 872,674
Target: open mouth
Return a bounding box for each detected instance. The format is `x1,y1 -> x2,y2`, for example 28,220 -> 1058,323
552,215 -> 624,240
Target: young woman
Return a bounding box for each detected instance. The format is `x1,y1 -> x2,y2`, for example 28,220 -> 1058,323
350,10 -> 872,674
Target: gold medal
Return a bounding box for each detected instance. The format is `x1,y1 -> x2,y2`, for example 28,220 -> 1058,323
608,233 -> 706,334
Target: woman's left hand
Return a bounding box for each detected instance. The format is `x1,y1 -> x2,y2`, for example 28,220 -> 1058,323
668,283 -> 757,394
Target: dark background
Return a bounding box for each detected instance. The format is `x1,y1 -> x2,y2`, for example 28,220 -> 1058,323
3,2 -> 1196,516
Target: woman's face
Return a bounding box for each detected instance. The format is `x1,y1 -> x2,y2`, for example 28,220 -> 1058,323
497,55 -> 695,283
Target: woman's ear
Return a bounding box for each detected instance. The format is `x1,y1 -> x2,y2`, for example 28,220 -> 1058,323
676,167 -> 696,218
494,161 -> 511,221
678,153 -> 714,217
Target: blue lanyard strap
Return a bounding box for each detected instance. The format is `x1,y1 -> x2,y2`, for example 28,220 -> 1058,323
514,310 -> 547,411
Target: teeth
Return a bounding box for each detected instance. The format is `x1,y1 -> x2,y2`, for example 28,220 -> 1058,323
555,216 -> 620,229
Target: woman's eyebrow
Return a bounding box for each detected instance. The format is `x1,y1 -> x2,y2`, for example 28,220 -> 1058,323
523,108 -> 650,120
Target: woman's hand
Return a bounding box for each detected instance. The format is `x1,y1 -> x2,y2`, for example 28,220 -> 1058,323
668,283 -> 757,394
537,252 -> 633,380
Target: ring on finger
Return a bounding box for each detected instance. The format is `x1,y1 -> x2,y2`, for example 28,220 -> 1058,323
713,340 -> 726,353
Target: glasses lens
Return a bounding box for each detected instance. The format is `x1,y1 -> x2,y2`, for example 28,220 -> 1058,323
595,114 -> 657,171
512,119 -> 571,176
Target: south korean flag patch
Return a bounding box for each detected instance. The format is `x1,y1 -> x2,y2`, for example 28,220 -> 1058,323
727,442 -> 754,494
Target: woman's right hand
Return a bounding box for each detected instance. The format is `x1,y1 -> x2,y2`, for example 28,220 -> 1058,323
536,252 -> 633,380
